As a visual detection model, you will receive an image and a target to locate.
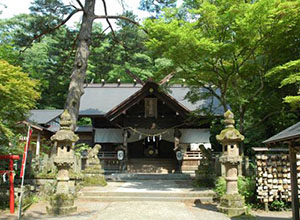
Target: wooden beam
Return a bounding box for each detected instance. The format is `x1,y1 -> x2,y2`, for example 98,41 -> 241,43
289,142 -> 299,220
159,72 -> 175,85
125,69 -> 144,85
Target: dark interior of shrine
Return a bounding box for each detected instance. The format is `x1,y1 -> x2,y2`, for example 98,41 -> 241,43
128,138 -> 175,159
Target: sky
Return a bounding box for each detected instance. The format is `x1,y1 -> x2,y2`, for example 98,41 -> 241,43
0,0 -> 151,28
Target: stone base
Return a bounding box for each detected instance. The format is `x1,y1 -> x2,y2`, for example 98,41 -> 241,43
218,194 -> 246,217
217,205 -> 246,217
83,165 -> 104,174
82,174 -> 107,186
46,205 -> 77,215
47,193 -> 77,216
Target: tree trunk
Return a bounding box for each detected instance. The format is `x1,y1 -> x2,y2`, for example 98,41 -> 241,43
239,105 -> 246,157
65,0 -> 95,130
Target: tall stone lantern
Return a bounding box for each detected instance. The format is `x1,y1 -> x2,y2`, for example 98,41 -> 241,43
216,110 -> 246,216
47,110 -> 79,215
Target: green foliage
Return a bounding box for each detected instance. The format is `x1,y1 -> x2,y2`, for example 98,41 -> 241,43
74,143 -> 90,157
0,60 -> 40,147
270,200 -> 290,211
77,117 -> 92,126
144,0 -> 300,152
214,176 -> 256,204
139,0 -> 177,17
21,194 -> 39,212
238,176 -> 256,204
214,176 -> 226,198
267,59 -> 300,108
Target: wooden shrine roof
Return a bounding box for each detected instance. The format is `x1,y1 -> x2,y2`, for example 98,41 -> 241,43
263,121 -> 300,144
79,82 -> 224,117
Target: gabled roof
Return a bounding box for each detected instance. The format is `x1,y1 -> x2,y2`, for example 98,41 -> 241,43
28,109 -> 63,124
106,82 -> 190,121
79,82 -> 223,117
263,121 -> 300,144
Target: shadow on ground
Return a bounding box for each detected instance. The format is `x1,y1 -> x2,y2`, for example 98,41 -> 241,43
22,210 -> 97,219
193,200 -> 291,220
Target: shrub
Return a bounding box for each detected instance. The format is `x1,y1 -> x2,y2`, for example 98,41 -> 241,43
270,200 -> 286,211
214,176 -> 256,204
214,176 -> 226,197
238,176 -> 256,204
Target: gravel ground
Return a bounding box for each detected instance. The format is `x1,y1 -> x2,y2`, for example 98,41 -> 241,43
0,180 -> 293,219
0,200 -> 293,220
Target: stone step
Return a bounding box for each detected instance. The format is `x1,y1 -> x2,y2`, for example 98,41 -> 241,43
128,159 -> 176,164
77,195 -> 214,203
80,191 -> 215,198
105,173 -> 194,181
126,169 -> 176,174
181,166 -> 198,171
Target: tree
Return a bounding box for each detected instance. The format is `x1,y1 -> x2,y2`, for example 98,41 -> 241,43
0,14 -> 79,108
0,60 -> 40,147
266,59 -> 300,107
144,0 -> 300,153
29,0 -> 139,130
139,0 -> 177,17
1,0 -> 141,130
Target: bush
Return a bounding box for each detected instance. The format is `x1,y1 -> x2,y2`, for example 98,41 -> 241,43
270,200 -> 287,211
214,176 -> 226,198
214,176 -> 256,204
238,176 -> 256,204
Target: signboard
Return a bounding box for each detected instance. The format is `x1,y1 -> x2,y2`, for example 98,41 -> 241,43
176,150 -> 183,161
117,150 -> 125,161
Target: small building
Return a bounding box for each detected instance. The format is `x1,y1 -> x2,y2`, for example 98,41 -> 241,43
263,122 -> 300,220
29,81 -> 223,173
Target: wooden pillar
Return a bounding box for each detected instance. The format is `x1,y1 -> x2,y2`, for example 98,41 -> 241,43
289,142 -> 299,220
123,129 -> 128,160
36,132 -> 41,157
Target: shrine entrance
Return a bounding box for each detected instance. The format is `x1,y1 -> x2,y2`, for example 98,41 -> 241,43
128,138 -> 175,159
127,138 -> 178,173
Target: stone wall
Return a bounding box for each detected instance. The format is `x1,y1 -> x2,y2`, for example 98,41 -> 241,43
255,153 -> 300,203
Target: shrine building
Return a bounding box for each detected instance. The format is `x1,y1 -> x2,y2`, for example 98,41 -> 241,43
28,81 -> 223,173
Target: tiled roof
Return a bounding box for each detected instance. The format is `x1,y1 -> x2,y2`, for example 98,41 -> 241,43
28,109 -> 63,124
263,121 -> 300,144
79,83 -> 223,116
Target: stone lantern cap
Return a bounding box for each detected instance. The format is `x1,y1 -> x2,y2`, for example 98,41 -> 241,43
216,110 -> 244,144
51,110 -> 79,143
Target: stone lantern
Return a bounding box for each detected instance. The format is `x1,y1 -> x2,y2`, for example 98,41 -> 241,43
216,110 -> 246,216
47,110 -> 79,215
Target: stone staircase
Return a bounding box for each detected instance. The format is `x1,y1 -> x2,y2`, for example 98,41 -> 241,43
127,158 -> 177,173
105,173 -> 194,181
78,182 -> 216,203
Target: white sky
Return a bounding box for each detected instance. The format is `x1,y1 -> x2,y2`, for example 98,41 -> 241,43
0,0 -> 151,28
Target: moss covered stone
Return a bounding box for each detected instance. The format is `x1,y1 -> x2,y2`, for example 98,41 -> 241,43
46,193 -> 76,215
82,175 -> 107,186
218,194 -> 246,217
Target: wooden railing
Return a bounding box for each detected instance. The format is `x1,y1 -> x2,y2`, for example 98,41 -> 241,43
183,150 -> 202,160
98,151 -> 117,160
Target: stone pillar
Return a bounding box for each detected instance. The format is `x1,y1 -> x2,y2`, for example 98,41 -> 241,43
216,110 -> 246,217
46,110 -> 79,215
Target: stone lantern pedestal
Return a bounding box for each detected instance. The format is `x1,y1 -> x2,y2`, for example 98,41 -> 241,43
46,110 -> 79,215
216,110 -> 246,217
